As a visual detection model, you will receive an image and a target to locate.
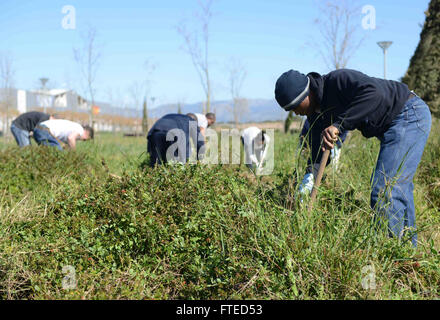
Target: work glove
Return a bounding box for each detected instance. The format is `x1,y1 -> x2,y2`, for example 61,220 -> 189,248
298,172 -> 314,195
330,144 -> 342,171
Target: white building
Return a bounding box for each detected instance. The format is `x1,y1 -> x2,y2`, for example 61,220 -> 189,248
0,88 -> 142,134
1,87 -> 141,116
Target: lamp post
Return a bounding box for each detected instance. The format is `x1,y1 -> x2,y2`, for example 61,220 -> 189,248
39,78 -> 49,113
377,41 -> 393,80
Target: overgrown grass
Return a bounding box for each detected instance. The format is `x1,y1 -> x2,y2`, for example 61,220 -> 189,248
0,122 -> 439,300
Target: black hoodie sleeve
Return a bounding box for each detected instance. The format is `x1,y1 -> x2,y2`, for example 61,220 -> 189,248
327,70 -> 384,132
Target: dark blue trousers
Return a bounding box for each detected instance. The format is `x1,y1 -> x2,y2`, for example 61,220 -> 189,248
147,130 -> 190,167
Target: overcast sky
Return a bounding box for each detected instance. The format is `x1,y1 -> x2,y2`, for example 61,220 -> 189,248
0,0 -> 430,108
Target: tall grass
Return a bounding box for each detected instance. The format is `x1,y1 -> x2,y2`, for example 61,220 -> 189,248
0,122 -> 439,299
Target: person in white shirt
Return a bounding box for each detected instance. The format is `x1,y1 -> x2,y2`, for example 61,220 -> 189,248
241,127 -> 270,171
194,113 -> 216,138
33,119 -> 94,150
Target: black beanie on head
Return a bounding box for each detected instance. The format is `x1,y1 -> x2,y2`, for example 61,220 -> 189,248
275,70 -> 310,111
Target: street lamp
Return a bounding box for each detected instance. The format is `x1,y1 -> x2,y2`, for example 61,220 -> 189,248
39,78 -> 49,89
39,78 -> 49,113
377,41 -> 393,80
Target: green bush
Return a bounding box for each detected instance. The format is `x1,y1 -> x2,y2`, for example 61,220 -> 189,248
0,129 -> 439,300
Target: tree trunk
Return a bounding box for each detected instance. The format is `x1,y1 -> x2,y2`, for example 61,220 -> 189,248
142,98 -> 149,134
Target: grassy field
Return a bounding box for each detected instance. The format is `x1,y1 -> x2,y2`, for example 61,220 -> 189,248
0,120 -> 439,300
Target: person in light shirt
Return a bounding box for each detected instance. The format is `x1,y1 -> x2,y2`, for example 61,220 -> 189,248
194,113 -> 216,138
10,111 -> 56,147
33,119 -> 94,150
241,126 -> 270,171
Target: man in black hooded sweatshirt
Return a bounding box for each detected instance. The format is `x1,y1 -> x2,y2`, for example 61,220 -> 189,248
275,69 -> 432,247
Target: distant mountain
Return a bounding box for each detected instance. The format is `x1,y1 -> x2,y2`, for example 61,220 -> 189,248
149,99 -> 288,123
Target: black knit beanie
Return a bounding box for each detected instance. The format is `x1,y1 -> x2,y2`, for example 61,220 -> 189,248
275,70 -> 310,111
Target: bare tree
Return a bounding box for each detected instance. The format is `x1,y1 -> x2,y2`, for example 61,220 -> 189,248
176,98 -> 186,114
314,0 -> 364,70
142,97 -> 152,135
0,53 -> 15,137
285,0 -> 365,132
177,0 -> 215,113
105,86 -> 117,133
227,58 -> 248,127
106,86 -> 127,133
142,60 -> 157,103
129,82 -> 144,111
129,61 -> 156,135
74,25 -> 102,127
129,81 -> 145,135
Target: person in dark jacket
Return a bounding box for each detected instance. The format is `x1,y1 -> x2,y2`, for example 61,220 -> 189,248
10,111 -> 55,147
147,113 -> 205,167
275,69 -> 432,247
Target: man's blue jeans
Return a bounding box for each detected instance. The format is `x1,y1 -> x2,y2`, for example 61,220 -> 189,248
33,127 -> 63,151
10,123 -> 31,147
371,95 -> 432,247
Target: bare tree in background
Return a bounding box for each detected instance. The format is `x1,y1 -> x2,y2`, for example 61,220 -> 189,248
174,97 -> 186,115
130,60 -> 156,135
105,87 -> 117,133
227,58 -> 248,127
0,53 -> 15,137
285,0 -> 365,132
314,0 -> 364,70
142,60 -> 156,102
142,98 -> 149,135
177,0 -> 215,113
74,26 -> 102,127
106,86 -> 127,133
129,82 -> 144,135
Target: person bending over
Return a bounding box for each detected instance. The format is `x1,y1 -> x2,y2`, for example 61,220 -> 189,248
34,119 -> 94,150
10,111 -> 55,147
241,126 -> 270,172
147,113 -> 205,167
275,68 -> 431,246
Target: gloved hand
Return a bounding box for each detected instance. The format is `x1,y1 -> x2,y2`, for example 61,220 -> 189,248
330,144 -> 342,171
298,172 -> 314,195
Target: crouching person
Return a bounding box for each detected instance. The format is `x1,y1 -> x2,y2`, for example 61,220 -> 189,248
275,68 -> 432,246
10,111 -> 55,147
241,126 -> 270,172
33,119 -> 94,150
147,113 -> 205,167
